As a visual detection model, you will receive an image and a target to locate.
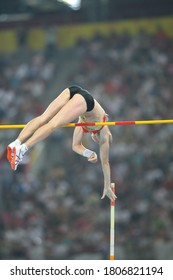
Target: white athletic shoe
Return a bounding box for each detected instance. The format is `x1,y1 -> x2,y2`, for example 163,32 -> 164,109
7,139 -> 21,162
10,144 -> 28,171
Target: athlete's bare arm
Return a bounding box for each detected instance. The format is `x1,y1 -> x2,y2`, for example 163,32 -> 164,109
99,127 -> 116,201
72,126 -> 86,156
72,126 -> 97,162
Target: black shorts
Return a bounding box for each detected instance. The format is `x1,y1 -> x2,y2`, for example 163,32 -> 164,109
68,85 -> 95,112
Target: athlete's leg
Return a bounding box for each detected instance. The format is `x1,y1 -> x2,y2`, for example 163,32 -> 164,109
18,88 -> 70,143
11,94 -> 87,170
25,94 -> 87,149
7,88 -> 70,162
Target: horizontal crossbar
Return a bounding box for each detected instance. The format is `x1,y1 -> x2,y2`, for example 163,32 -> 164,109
0,119 -> 173,129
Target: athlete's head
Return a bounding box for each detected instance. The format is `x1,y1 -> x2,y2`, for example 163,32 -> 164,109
91,127 -> 112,144
91,133 -> 100,143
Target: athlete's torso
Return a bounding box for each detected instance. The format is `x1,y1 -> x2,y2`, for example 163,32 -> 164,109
79,100 -> 107,133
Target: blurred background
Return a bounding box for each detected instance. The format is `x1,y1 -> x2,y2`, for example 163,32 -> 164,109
0,0 -> 173,260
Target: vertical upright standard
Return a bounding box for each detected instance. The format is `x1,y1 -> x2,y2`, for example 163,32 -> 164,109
110,183 -> 115,260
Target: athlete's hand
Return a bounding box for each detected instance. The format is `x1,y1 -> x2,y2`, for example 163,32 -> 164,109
101,186 -> 117,201
87,152 -> 97,163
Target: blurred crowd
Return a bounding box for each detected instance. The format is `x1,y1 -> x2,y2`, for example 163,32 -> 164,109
0,26 -> 173,260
